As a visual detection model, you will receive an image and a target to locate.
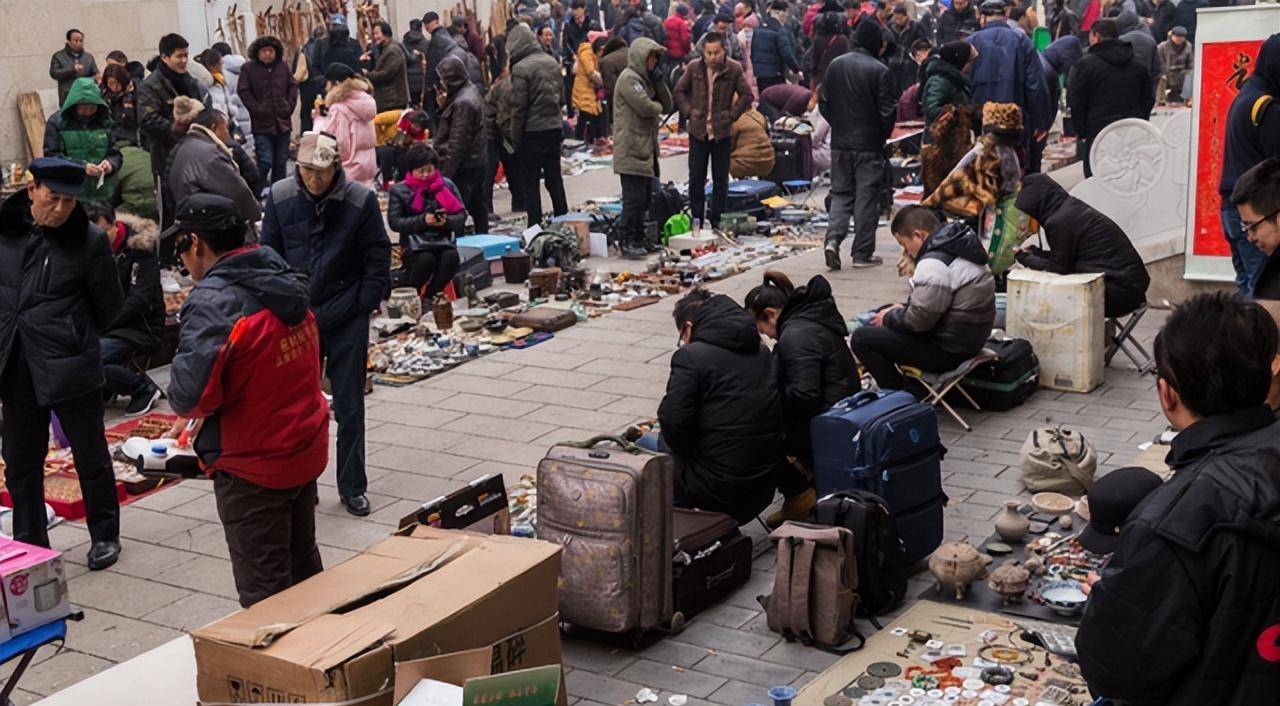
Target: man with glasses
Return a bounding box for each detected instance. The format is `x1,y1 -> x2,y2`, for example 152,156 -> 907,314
165,193 -> 329,607
1234,158 -> 1280,299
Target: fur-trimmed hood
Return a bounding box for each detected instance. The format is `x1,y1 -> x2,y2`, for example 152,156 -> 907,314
325,75 -> 374,105
116,213 -> 158,252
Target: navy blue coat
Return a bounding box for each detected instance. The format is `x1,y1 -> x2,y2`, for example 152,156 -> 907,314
751,17 -> 801,80
260,170 -> 391,333
966,21 -> 1052,135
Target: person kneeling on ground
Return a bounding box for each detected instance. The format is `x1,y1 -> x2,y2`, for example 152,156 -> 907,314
745,271 -> 856,525
387,143 -> 467,303
166,194 -> 329,608
850,205 -> 995,393
1233,158 -> 1280,299
83,202 -> 165,417
1014,173 -> 1150,318
1075,292 -> 1280,704
651,289 -> 787,525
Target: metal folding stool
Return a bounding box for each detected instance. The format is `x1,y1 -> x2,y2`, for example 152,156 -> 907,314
1105,304 -> 1155,374
898,349 -> 999,432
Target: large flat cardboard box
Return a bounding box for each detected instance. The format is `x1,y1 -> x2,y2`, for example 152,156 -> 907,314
191,527 -> 561,705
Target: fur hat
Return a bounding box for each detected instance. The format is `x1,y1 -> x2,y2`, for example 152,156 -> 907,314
982,102 -> 1023,137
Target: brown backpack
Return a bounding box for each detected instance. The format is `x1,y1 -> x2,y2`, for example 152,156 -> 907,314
757,522 -> 864,653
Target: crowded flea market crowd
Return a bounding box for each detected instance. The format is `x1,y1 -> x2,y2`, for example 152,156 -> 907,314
5,0 -> 1280,702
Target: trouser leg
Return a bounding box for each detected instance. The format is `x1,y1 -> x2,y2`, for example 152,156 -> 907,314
99,336 -> 152,397
709,138 -> 731,227
825,150 -> 856,247
289,481 -> 324,585
517,140 -> 543,226
271,132 -> 291,184
849,325 -> 969,392
540,135 -> 569,217
408,250 -> 439,294
321,316 -> 369,499
687,137 -> 711,226
455,164 -> 489,234
253,134 -> 275,187
484,139 -> 501,215
52,391 -> 120,543
1080,138 -> 1093,178
850,150 -> 886,260
215,472 -> 308,608
619,174 -> 650,246
0,352 -> 53,548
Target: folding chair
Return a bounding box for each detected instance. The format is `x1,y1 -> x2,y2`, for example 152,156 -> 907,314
1105,305 -> 1155,374
898,349 -> 999,432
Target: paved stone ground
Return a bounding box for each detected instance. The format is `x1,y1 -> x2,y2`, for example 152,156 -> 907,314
19,158 -> 1169,705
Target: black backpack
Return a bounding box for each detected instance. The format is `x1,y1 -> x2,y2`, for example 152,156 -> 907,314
648,181 -> 686,230
813,491 -> 909,619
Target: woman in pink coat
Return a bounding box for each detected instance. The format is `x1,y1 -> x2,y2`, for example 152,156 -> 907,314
312,64 -> 378,186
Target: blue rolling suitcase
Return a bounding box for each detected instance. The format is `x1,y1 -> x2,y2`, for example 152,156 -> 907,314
811,391 -> 947,564
709,179 -> 779,218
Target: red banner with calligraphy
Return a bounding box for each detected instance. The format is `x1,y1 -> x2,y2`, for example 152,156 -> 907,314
1192,39 -> 1264,257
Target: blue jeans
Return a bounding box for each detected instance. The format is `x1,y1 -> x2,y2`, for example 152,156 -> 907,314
1221,204 -> 1266,294
636,431 -> 670,453
99,335 -> 153,398
254,132 -> 291,188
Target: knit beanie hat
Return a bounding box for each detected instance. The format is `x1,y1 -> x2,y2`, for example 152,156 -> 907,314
938,41 -> 971,70
854,18 -> 884,54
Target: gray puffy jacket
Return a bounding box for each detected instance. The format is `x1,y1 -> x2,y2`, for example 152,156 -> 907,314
884,222 -> 995,357
504,24 -> 565,145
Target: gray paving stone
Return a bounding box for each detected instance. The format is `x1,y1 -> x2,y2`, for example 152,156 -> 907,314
561,638 -> 638,676
523,405 -> 640,433
365,401 -> 466,428
441,413 -> 560,442
615,659 -> 727,698
450,436 -> 549,467
65,609 -> 184,662
695,604 -> 759,630
588,376 -> 668,400
639,640 -> 714,668
366,445 -> 478,478
97,540 -> 200,580
577,358 -> 671,381
563,669 -> 647,705
67,570 -> 188,619
502,365 -> 611,390
165,491 -> 222,523
512,384 -> 623,410
435,392 -> 544,418
422,372 -> 534,398
127,482 -> 208,511
759,641 -> 843,672
117,507 -> 205,544
496,349 -> 593,371
708,679 -> 773,705
12,650 -> 113,697
152,554 -> 241,600
694,652 -> 803,687
367,383 -> 460,405
156,520 -> 232,559
673,621 -> 779,658
599,396 -> 660,418
146,591 -> 241,631
365,423 -> 472,452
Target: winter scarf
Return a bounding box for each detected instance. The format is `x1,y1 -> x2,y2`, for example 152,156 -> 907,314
404,170 -> 464,214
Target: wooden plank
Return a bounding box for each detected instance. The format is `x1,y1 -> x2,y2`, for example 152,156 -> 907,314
17,92 -> 47,160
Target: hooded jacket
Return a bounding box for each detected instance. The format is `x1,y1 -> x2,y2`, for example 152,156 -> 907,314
674,56 -> 754,142
137,61 -> 208,175
1067,37 -> 1156,141
658,294 -> 786,524
50,45 -> 98,106
238,36 -> 298,134
168,124 -> 263,224
884,222 -> 995,357
167,245 -> 329,490
104,214 -> 164,350
572,41 -> 603,116
612,38 -> 674,177
1076,406 -> 1280,705
1116,9 -> 1161,90
367,38 -> 410,111
260,170 -> 391,334
426,25 -> 457,85
967,20 -> 1053,136
774,276 -> 857,466
484,75 -> 515,146
116,143 -> 158,221
921,55 -> 971,125
1014,173 -> 1150,318
403,30 -> 429,104
505,23 -> 565,145
316,27 -> 364,77
600,40 -> 631,97
750,15 -> 801,80
1039,35 -> 1082,116
313,77 -> 379,186
1220,34 -> 1280,197
938,4 -> 981,43
433,56 -> 486,178
0,191 -> 123,406
820,47 -> 897,152
43,77 -> 122,202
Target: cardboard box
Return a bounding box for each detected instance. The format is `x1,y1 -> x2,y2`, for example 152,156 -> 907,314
0,538 -> 69,637
192,527 -> 561,705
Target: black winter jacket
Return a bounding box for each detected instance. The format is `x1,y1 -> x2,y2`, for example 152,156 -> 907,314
403,30 -> 429,105
0,192 -> 124,405
426,26 -> 457,85
239,36 -> 299,135
1066,39 -> 1155,141
104,214 -> 164,351
260,171 -> 391,333
506,24 -> 566,145
315,29 -> 364,77
1014,173 -> 1149,318
820,48 -> 897,152
386,178 -> 467,251
750,16 -> 801,81
1219,34 -> 1280,197
434,57 -> 486,178
1076,405 -> 1280,705
774,276 -> 856,467
658,294 -> 785,524
937,6 -> 981,43
137,64 -> 207,175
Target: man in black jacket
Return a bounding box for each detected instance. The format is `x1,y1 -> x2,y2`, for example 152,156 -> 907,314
260,133 -> 391,517
83,202 -> 164,416
424,12 -> 458,126
137,34 -> 206,182
1014,174 -> 1149,317
1234,159 -> 1280,299
937,0 -> 981,42
1066,19 -> 1155,177
0,158 -> 124,569
434,56 -> 489,234
403,19 -> 430,108
820,20 -> 896,270
1076,292 -> 1280,705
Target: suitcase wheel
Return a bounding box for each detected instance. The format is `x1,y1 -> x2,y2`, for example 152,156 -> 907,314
667,611 -> 686,635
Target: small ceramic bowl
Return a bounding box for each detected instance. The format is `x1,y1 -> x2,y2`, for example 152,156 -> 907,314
1031,492 -> 1075,515
1040,579 -> 1088,616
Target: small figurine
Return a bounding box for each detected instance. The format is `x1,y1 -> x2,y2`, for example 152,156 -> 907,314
928,539 -> 993,600
987,561 -> 1032,605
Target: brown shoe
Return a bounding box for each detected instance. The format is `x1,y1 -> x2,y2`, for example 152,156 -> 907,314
765,488 -> 817,529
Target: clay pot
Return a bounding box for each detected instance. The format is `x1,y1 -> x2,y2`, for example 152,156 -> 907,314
987,561 -> 1032,605
388,287 -> 422,321
994,500 -> 1031,543
928,540 -> 993,600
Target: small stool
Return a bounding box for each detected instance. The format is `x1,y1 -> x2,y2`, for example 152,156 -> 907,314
899,349 -> 999,432
1105,305 -> 1155,374
782,179 -> 814,206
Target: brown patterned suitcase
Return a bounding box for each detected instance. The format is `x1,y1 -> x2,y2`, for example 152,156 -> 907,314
512,306 -> 577,332
537,436 -> 675,639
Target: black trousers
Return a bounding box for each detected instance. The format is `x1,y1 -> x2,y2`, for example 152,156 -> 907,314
1079,138 -> 1093,178
214,472 -> 323,608
574,112 -> 606,142
619,173 -> 653,247
849,325 -> 970,392
688,136 -> 732,228
320,315 -> 368,499
516,129 -> 569,227
453,164 -> 490,235
407,244 -> 461,298
1,345 -> 118,547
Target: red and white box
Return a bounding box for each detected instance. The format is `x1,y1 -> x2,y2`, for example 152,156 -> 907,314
0,539 -> 70,637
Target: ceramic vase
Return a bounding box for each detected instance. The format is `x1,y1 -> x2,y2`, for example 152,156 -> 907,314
995,500 -> 1030,543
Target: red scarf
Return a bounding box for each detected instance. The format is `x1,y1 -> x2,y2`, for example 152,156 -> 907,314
403,170 -> 464,215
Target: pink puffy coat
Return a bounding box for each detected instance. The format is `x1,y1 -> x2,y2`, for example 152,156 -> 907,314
313,77 -> 378,186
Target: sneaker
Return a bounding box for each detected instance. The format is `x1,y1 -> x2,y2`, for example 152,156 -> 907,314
124,386 -> 162,417
850,255 -> 884,268
824,242 -> 841,271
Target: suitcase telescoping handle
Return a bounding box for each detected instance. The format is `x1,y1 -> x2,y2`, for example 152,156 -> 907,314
832,391 -> 881,410
560,435 -> 656,457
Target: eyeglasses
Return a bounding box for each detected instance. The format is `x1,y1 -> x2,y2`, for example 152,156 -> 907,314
174,231 -> 193,257
1243,209 -> 1279,235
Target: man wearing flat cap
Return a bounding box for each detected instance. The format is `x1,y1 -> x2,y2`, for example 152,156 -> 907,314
0,157 -> 124,569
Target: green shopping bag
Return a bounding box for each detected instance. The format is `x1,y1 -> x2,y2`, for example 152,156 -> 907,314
662,213 -> 692,244
983,195 -> 1037,276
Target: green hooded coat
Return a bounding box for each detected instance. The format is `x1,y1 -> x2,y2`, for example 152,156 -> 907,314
611,38 -> 672,178
43,77 -> 121,202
